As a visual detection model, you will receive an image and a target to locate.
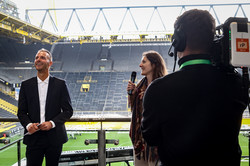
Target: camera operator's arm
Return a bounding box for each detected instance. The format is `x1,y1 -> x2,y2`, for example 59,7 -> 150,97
141,82 -> 161,146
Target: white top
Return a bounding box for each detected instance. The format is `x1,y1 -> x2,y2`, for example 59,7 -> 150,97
37,76 -> 49,123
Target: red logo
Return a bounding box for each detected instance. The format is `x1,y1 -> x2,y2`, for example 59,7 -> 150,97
236,38 -> 249,52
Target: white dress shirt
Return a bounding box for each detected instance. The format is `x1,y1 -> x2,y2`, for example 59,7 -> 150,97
37,76 -> 49,124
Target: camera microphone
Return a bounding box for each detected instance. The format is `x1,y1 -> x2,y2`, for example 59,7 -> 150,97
168,39 -> 178,72
168,39 -> 176,57
128,71 -> 136,95
168,43 -> 174,57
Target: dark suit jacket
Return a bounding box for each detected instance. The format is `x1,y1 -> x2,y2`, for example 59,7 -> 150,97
142,54 -> 249,166
17,76 -> 73,146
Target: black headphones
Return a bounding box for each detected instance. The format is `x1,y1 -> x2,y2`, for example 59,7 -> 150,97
168,26 -> 186,72
172,27 -> 186,52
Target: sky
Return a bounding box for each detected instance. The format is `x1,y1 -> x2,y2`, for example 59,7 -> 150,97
9,0 -> 250,36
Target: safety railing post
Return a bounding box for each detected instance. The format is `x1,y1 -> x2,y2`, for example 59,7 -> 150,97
98,129 -> 106,166
17,139 -> 21,166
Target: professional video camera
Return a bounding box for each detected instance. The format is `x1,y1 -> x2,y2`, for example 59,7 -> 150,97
212,17 -> 250,68
213,17 -> 250,108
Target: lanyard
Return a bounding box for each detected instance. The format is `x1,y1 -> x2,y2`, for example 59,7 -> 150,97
180,59 -> 212,69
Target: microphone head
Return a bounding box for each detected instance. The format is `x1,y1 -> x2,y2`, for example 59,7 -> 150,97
128,71 -> 137,95
168,40 -> 175,57
130,71 -> 137,83
169,52 -> 174,57
131,71 -> 136,77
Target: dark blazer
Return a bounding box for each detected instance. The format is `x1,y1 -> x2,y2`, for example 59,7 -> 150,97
142,54 -> 249,166
17,76 -> 73,146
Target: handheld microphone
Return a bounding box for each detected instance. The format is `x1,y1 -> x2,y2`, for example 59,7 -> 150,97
128,71 -> 137,95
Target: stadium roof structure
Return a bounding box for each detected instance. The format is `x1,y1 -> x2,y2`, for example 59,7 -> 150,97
1,2 -> 250,44
0,11 -> 62,44
24,3 -> 250,44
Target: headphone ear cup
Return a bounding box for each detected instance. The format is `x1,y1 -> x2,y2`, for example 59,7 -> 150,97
172,29 -> 186,52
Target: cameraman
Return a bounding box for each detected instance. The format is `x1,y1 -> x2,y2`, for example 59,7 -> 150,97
141,9 -> 249,166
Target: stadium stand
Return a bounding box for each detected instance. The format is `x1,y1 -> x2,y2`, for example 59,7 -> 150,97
52,42 -> 173,72
0,90 -> 20,137
0,37 -> 51,66
52,43 -> 101,72
0,90 -> 17,105
50,71 -> 142,115
0,37 -> 175,117
1,68 -> 37,83
0,90 -> 18,118
0,37 -> 51,83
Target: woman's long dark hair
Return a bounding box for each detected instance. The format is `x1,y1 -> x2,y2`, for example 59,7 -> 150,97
142,50 -> 168,81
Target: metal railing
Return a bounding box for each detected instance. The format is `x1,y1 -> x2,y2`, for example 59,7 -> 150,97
0,137 -> 22,166
0,117 -> 131,166
0,117 -> 131,123
1,118 -> 250,166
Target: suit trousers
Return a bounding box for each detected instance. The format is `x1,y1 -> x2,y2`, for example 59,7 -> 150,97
26,131 -> 63,166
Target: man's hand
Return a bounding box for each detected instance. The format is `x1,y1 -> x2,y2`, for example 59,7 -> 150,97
27,123 -> 40,134
39,121 -> 53,131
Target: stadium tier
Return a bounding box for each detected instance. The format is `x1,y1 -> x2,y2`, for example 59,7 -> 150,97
0,36 -> 174,116
0,37 -> 173,80
0,91 -> 21,137
53,71 -> 144,114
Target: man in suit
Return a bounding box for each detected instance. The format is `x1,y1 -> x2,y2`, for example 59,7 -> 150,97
141,9 -> 249,166
17,48 -> 73,166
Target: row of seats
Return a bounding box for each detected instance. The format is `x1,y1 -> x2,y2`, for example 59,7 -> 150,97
0,122 -> 14,130
0,88 -> 16,101
0,98 -> 18,116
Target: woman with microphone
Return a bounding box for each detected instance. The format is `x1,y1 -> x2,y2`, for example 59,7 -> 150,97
127,50 -> 167,166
